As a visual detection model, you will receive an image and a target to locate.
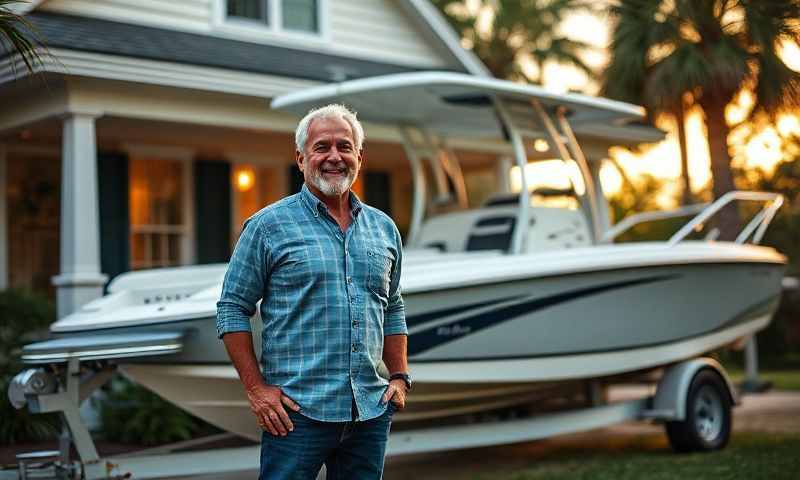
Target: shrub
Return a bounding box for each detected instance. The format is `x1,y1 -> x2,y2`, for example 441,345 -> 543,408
0,289 -> 59,444
96,378 -> 219,446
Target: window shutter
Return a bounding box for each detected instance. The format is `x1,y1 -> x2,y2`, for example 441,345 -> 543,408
97,152 -> 130,285
365,172 -> 391,216
195,160 -> 232,263
288,165 -> 304,194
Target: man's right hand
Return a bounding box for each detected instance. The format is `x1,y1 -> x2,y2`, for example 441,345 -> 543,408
246,383 -> 301,436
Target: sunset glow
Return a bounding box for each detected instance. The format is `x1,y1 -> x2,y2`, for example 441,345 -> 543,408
539,11 -> 800,207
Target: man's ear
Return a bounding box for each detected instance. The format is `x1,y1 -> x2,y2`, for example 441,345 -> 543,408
295,150 -> 304,172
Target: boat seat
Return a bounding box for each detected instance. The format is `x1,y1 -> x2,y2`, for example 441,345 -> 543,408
466,215 -> 516,252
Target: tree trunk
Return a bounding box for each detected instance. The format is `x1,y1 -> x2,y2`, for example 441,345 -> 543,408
702,98 -> 740,241
676,103 -> 692,206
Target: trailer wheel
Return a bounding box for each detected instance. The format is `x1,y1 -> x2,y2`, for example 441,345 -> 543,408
665,369 -> 732,453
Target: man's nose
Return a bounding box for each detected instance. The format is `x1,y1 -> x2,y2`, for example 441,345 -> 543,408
326,146 -> 342,161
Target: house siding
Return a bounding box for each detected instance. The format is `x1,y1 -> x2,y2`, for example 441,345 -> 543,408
329,0 -> 448,67
39,0 -> 452,68
40,0 -> 212,32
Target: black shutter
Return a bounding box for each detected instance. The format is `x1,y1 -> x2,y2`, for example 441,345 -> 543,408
365,172 -> 391,216
289,165 -> 304,194
97,152 -> 129,285
195,160 -> 231,263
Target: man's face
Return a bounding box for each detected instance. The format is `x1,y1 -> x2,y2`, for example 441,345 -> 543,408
297,116 -> 362,198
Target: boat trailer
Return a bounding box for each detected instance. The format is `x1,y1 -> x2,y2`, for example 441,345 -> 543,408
6,349 -> 738,480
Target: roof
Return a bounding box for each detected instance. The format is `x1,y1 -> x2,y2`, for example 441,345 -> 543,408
271,71 -> 649,139
10,1 -> 488,78
398,0 -> 491,77
10,12 -> 466,82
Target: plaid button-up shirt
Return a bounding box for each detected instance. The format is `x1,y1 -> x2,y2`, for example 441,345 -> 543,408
216,184 -> 406,422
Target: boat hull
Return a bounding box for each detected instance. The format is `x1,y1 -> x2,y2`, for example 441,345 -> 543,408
38,242 -> 784,441
122,310 -> 772,441
112,258 -> 782,441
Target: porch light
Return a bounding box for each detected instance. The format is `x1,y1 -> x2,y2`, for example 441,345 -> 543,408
236,169 -> 254,192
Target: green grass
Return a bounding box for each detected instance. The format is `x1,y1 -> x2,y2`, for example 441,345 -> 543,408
473,433 -> 800,480
726,369 -> 800,391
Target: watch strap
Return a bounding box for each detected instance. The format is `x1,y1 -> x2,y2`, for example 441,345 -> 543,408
389,372 -> 412,390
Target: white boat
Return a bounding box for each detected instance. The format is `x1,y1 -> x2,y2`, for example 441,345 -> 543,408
15,72 -> 785,444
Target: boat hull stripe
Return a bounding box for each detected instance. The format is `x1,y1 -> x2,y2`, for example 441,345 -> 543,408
408,274 -> 680,355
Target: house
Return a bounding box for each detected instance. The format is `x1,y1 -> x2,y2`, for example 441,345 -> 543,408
0,0 -> 661,318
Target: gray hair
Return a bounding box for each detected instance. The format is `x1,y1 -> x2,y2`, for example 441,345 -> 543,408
294,104 -> 365,153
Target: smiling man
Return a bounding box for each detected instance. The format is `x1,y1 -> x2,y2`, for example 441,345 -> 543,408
216,104 -> 409,480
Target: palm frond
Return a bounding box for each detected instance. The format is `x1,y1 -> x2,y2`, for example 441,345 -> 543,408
0,0 -> 52,77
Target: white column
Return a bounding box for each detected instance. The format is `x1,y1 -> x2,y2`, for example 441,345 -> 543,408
0,144 -> 7,289
495,155 -> 512,194
52,113 -> 107,318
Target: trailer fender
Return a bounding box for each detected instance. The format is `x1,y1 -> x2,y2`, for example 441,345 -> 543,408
647,358 -> 738,421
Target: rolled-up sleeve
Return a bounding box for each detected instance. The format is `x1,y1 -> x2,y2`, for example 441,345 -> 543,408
384,225 -> 406,336
216,216 -> 269,338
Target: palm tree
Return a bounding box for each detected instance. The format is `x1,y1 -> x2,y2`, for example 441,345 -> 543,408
433,0 -> 595,84
603,0 -> 800,237
0,0 -> 46,75
603,1 -> 695,206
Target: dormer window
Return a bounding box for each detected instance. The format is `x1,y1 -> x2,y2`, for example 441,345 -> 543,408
283,0 -> 318,33
225,0 -> 320,34
227,1 -> 269,24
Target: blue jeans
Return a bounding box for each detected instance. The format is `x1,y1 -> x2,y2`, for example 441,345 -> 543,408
259,404 -> 395,480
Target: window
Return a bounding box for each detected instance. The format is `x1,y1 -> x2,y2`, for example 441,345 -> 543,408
227,0 -> 268,24
129,159 -> 187,270
282,0 -> 318,33
224,0 -> 320,34
7,153 -> 61,300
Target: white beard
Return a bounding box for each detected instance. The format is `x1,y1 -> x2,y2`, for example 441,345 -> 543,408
307,163 -> 357,197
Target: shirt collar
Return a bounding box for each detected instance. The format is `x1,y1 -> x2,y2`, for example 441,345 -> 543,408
300,183 -> 363,219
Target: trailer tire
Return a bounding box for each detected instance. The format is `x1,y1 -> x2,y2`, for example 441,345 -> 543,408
665,369 -> 732,453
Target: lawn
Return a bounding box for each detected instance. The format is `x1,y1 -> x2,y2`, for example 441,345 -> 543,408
474,433 -> 800,480
726,369 -> 800,391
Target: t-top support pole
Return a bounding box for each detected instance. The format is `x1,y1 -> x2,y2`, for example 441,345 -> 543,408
399,126 -> 428,247
530,99 -> 601,244
493,97 -> 530,255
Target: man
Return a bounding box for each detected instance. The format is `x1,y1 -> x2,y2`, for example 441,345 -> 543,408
216,104 -> 409,480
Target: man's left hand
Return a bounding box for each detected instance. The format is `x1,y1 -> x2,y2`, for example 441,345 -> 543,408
382,379 -> 408,410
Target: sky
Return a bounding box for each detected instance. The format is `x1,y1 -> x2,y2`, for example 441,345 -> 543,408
486,6 -> 800,206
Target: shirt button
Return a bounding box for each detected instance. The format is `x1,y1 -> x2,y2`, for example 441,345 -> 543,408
352,344 -> 358,352
352,320 -> 358,327
347,276 -> 352,283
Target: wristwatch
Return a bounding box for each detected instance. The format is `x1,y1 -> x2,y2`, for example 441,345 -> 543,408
389,372 -> 413,390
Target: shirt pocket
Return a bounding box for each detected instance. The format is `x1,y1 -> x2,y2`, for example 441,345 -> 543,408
367,249 -> 392,299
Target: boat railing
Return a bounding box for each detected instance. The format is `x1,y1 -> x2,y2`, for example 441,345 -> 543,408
602,203 -> 709,243
602,190 -> 784,246
668,191 -> 783,246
